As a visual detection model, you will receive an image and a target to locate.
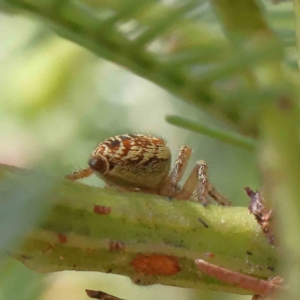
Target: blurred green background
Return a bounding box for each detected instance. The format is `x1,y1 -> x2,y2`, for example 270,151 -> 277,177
0,1 -> 296,300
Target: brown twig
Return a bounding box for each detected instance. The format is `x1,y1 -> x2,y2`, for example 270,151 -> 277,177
195,259 -> 283,297
245,187 -> 275,245
85,290 -> 125,300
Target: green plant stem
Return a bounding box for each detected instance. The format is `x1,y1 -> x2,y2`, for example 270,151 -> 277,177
211,0 -> 285,89
134,1 -> 200,47
166,115 -> 256,152
259,99 -> 300,300
211,1 -> 270,37
210,1 -> 299,299
0,164 -> 277,295
293,0 -> 300,69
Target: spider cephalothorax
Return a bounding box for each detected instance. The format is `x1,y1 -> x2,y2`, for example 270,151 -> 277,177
66,134 -> 231,206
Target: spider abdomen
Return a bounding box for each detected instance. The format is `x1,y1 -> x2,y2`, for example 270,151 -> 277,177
89,134 -> 171,190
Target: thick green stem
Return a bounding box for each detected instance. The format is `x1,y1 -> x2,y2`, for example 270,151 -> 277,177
211,1 -> 270,37
0,164 -> 276,295
259,99 -> 300,300
211,0 -> 285,90
210,1 -> 300,299
293,0 -> 300,69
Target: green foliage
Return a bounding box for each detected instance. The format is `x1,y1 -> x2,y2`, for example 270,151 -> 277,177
0,1 -> 299,300
166,115 -> 257,152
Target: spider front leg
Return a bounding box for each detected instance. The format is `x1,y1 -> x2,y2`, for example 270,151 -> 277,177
65,167 -> 93,181
65,167 -> 136,192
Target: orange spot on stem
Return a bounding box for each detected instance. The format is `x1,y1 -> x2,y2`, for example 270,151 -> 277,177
57,233 -> 67,244
94,205 -> 111,215
131,254 -> 180,276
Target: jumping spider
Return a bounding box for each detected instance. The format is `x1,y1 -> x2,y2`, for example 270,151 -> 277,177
66,134 -> 231,206
66,134 -> 285,299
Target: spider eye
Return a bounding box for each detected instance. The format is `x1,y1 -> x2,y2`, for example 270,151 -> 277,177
89,156 -> 109,174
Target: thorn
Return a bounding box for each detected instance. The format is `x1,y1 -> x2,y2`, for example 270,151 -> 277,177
245,186 -> 256,198
195,259 -> 280,295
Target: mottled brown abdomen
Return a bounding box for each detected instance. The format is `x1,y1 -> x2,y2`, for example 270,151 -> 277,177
90,134 -> 171,190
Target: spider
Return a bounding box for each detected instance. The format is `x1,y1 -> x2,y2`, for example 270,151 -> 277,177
65,134 -> 231,206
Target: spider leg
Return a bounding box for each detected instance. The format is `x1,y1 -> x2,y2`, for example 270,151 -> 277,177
175,160 -> 231,206
65,167 -> 93,181
175,160 -> 208,204
207,183 -> 232,206
159,146 -> 192,197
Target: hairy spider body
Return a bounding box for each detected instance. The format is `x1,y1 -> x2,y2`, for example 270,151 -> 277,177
90,134 -> 171,191
66,134 -> 231,206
